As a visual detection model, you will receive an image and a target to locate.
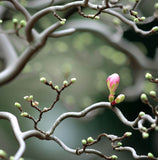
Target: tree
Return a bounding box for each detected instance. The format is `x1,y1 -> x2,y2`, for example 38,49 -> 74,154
0,0 -> 158,160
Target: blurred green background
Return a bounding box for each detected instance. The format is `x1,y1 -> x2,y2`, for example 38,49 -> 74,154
0,0 -> 158,159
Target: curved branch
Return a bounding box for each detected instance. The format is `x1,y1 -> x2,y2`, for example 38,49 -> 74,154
0,112 -> 25,160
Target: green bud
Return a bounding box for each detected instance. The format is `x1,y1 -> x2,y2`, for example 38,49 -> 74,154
63,80 -> 68,86
0,149 -> 7,158
113,18 -> 120,25
20,112 -> 29,117
131,11 -> 138,16
151,123 -> 156,128
54,85 -> 59,90
149,91 -> 156,97
40,77 -> 47,83
0,19 -> 3,24
134,18 -> 139,22
115,94 -> 125,104
140,16 -> 145,21
71,78 -> 76,83
43,107 -> 48,111
141,127 -> 147,132
94,16 -> 100,20
139,111 -> 145,116
20,20 -> 26,26
152,26 -> 158,32
29,95 -> 33,100
145,73 -> 152,80
154,3 -> 158,9
87,137 -> 94,143
12,18 -> 18,24
117,142 -> 122,146
82,139 -> 87,145
111,155 -> 118,159
60,19 -> 66,25
142,132 -> 149,139
124,132 -> 132,137
140,93 -> 148,103
14,102 -> 21,108
148,152 -> 154,158
10,156 -> 14,160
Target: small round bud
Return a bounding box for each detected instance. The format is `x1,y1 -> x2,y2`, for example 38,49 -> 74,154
82,139 -> 87,145
108,95 -> 114,103
148,152 -> 154,158
117,142 -> 122,146
154,3 -> 158,9
140,16 -> 145,21
12,18 -> 18,24
111,155 -> 118,159
60,19 -> 66,25
71,78 -> 76,83
149,91 -> 156,97
152,26 -> 158,32
145,73 -> 152,80
131,11 -> 138,16
14,102 -> 21,108
139,111 -> 145,117
142,132 -> 149,139
29,95 -> 33,100
124,132 -> 132,137
54,85 -> 59,90
43,107 -> 48,111
141,127 -> 147,132
94,16 -> 100,20
0,19 -> 3,24
151,123 -> 156,128
20,20 -> 26,27
40,77 -> 47,83
63,80 -> 68,86
87,137 -> 94,143
34,101 -> 39,106
20,112 -> 29,117
140,93 -> 148,103
0,149 -> 7,158
115,94 -> 125,104
134,18 -> 139,22
10,156 -> 14,160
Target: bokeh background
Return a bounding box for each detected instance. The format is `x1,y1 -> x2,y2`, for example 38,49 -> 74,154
0,0 -> 158,159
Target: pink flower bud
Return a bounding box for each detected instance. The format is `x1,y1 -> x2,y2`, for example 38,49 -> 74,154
106,73 -> 120,96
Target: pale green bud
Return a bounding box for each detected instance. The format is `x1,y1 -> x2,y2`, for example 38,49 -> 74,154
43,107 -> 48,111
145,73 -> 152,80
149,91 -> 156,97
0,19 -> 3,24
54,85 -> 59,90
82,139 -> 87,145
29,95 -> 33,100
139,111 -> 145,116
140,93 -> 148,103
60,19 -> 66,25
152,26 -> 158,32
0,149 -> 7,158
20,112 -> 29,117
111,155 -> 118,159
131,11 -> 138,16
148,152 -> 154,158
140,16 -> 145,21
134,18 -> 139,22
151,123 -> 156,128
87,137 -> 94,143
117,142 -> 122,146
115,94 -> 125,104
94,16 -> 100,20
71,78 -> 76,83
40,77 -> 47,83
12,18 -> 18,24
14,102 -> 21,108
124,132 -> 132,137
141,127 -> 147,132
20,20 -> 26,27
63,80 -> 68,86
142,132 -> 149,139
154,3 -> 158,9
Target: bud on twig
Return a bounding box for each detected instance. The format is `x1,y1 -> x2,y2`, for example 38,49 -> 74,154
0,149 -> 7,159
87,137 -> 94,143
124,132 -> 132,137
145,73 -> 152,80
149,91 -> 156,97
139,111 -> 145,117
82,139 -> 87,145
142,132 -> 149,139
148,152 -> 154,158
14,102 -> 21,108
111,155 -> 118,159
40,77 -> 47,83
20,112 -> 29,117
71,78 -> 76,83
115,94 -> 125,104
140,93 -> 148,104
